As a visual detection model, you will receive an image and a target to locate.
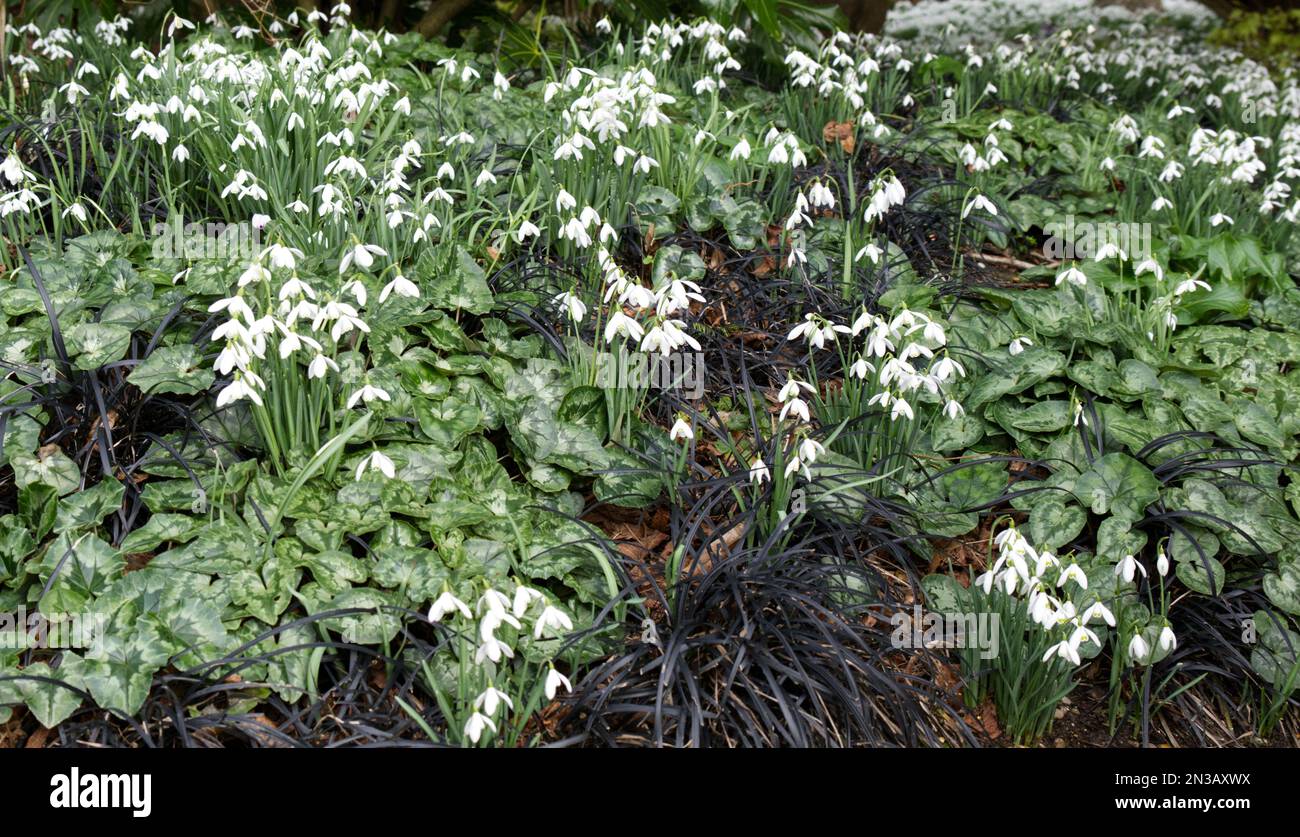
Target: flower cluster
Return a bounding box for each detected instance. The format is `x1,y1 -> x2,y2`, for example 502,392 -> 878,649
428,584 -> 575,745
975,524 -> 1113,666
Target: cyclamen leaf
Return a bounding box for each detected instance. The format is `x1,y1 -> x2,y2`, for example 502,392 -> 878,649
1028,497 -> 1086,551
66,322 -> 132,371
127,344 -> 214,395
1072,453 -> 1159,524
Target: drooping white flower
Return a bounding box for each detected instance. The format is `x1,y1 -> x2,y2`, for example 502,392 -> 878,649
429,590 -> 472,622
463,711 -> 496,744
346,384 -> 390,409
544,666 -> 572,700
379,274 -> 419,303
355,450 -> 395,480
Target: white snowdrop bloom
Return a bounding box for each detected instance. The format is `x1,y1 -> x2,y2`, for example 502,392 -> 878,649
474,686 -> 514,716
603,310 -> 645,345
1082,602 -> 1115,628
474,168 -> 497,187
429,590 -> 472,622
379,274 -> 419,303
215,374 -> 263,408
855,243 -> 883,264
1128,633 -> 1150,664
355,450 -> 395,480
931,355 -> 964,381
463,711 -> 496,744
748,458 -> 770,485
1042,639 -> 1081,666
1134,259 -> 1163,282
1093,241 -> 1124,261
1055,265 -> 1088,287
962,193 -> 997,218
729,137 -> 751,160
534,605 -> 574,639
346,384 -> 390,409
544,666 -> 572,700
556,189 -> 577,212
1008,336 -> 1032,356
1115,554 -> 1147,584
475,636 -> 514,665
339,243 -> 387,273
61,203 -> 87,222
1174,277 -> 1212,296
1209,212 -> 1233,227
514,219 -> 541,242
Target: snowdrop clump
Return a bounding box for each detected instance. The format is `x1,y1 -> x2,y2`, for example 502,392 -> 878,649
428,583 -> 575,746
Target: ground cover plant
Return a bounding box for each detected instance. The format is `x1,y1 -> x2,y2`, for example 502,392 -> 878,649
0,0 -> 1296,748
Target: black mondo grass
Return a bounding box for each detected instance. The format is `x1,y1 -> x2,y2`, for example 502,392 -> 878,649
555,493 -> 972,748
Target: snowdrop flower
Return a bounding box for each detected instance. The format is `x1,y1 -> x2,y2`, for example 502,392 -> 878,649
1093,241 -> 1124,261
1008,336 -> 1032,356
729,138 -> 751,160
474,168 -> 497,187
339,243 -> 387,273
1042,639 -> 1081,666
943,399 -> 964,419
1115,554 -> 1147,584
514,219 -> 541,242
932,354 -> 964,382
749,457 -> 770,485
475,636 -> 514,664
604,311 -> 644,344
355,450 -> 395,480
1174,277 -> 1211,296
1209,212 -> 1233,227
61,203 -> 87,222
544,666 -> 572,700
962,193 -> 997,218
1056,265 -> 1088,287
429,590 -> 472,622
1082,601 -> 1115,627
554,292 -> 587,323
1151,196 -> 1173,211
346,384 -> 391,409
1134,259 -> 1163,282
479,588 -> 511,616
1057,564 -> 1087,589
1128,633 -> 1150,664
555,189 -> 576,212
1158,625 -> 1177,652
215,373 -> 264,408
308,354 -> 339,380
379,274 -> 419,303
535,605 -> 574,639
463,711 -> 496,743
669,415 -> 693,443
1156,550 -> 1169,577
